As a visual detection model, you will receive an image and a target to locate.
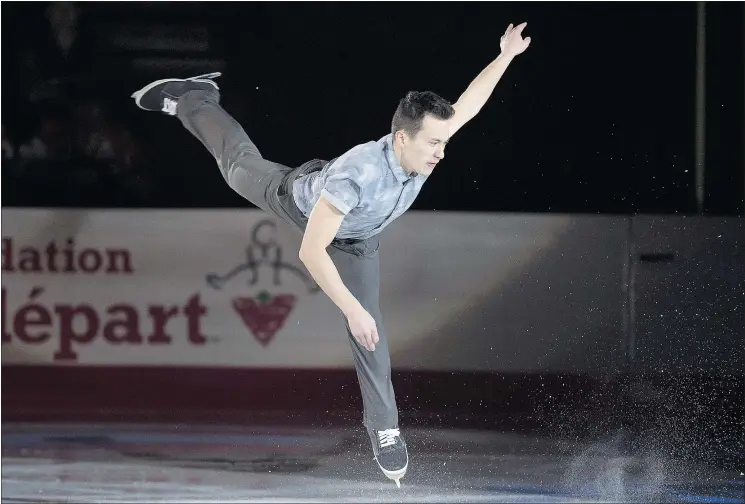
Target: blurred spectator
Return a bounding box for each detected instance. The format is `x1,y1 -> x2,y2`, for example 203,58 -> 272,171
46,2 -> 81,59
2,125 -> 16,161
18,102 -> 73,163
73,100 -> 116,161
3,2 -> 175,207
2,123 -> 24,186
5,92 -> 153,207
25,2 -> 91,101
109,126 -> 154,204
8,1 -> 108,113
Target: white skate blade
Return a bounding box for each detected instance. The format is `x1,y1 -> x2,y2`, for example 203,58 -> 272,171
379,463 -> 406,487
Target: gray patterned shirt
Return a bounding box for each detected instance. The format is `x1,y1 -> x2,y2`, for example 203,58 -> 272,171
292,134 -> 428,240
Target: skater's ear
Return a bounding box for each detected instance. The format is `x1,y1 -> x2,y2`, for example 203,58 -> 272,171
394,129 -> 408,145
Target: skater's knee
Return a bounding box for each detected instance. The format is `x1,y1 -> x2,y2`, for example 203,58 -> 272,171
222,143 -> 263,178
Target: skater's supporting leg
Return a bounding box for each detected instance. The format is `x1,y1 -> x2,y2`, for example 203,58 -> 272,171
328,238 -> 398,430
328,238 -> 408,484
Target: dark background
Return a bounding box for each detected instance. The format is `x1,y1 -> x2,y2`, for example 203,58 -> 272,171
2,1 -> 743,215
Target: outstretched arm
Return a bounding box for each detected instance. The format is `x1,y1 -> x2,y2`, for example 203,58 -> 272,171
450,22 -> 531,137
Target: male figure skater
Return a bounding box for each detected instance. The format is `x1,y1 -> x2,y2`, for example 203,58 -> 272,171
132,22 -> 530,486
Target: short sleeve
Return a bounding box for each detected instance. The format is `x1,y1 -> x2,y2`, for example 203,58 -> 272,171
320,165 -> 363,215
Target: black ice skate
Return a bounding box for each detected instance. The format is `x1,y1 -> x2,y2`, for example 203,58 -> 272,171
368,427 -> 408,487
131,73 -> 221,115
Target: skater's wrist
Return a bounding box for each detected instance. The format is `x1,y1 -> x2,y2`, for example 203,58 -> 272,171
341,296 -> 367,318
341,299 -> 365,319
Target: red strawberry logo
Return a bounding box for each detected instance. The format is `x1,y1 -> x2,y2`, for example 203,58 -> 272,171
233,291 -> 296,346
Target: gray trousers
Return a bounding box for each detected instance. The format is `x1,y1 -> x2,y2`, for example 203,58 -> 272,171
177,89 -> 398,430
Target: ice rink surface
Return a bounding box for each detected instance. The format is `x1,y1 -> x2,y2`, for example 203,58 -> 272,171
2,422 -> 743,503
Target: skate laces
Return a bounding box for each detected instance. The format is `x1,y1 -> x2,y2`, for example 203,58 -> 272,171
377,428 -> 400,448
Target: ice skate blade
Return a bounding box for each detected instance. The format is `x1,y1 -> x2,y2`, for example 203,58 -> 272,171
375,455 -> 407,488
381,466 -> 406,487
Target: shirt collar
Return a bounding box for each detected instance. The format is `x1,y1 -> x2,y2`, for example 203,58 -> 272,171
383,134 -> 416,183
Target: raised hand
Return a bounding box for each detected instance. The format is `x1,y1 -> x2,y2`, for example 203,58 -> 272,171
500,22 -> 531,57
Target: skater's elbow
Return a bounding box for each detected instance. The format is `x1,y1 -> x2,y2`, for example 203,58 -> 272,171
298,238 -> 329,265
299,196 -> 345,263
298,236 -> 326,265
298,243 -> 318,265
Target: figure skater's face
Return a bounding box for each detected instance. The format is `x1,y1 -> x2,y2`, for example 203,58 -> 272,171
395,114 -> 450,176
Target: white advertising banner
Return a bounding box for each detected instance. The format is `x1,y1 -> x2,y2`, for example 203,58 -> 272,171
1,209 -> 628,372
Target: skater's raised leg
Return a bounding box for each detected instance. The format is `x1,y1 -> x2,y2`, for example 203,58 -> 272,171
131,73 -> 290,215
